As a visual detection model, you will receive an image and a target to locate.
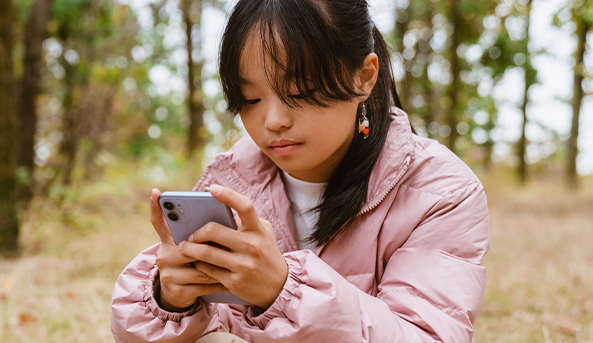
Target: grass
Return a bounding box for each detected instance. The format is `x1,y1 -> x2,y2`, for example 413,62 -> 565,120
0,162 -> 592,343
474,171 -> 593,343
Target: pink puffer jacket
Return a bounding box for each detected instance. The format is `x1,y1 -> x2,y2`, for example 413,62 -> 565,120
111,108 -> 490,343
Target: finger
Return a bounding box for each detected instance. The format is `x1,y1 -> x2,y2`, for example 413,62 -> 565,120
209,185 -> 261,232
190,222 -> 244,252
156,245 -> 204,269
163,283 -> 229,300
193,261 -> 232,286
159,266 -> 221,285
179,241 -> 237,271
150,188 -> 176,246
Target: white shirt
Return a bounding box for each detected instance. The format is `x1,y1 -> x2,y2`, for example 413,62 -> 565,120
282,171 -> 326,251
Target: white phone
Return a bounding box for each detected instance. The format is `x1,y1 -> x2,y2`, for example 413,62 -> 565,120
159,191 -> 249,305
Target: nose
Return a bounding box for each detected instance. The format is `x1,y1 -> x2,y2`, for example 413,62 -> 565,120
264,98 -> 293,132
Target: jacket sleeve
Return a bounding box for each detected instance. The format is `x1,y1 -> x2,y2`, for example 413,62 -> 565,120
240,183 -> 489,343
110,243 -> 253,343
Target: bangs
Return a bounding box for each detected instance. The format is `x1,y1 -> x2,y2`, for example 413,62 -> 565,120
219,0 -> 365,114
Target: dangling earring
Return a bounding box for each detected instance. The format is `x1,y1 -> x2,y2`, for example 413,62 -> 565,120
358,103 -> 369,139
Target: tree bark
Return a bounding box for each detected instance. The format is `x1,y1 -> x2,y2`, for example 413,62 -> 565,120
0,0 -> 20,256
567,18 -> 588,189
394,5 -> 412,112
59,23 -> 80,185
183,0 -> 205,157
422,1 -> 436,139
446,0 -> 461,153
59,45 -> 79,186
518,0 -> 533,184
18,0 -> 53,200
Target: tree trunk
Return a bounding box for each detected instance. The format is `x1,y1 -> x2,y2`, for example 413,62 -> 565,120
59,52 -> 79,186
517,0 -> 533,184
0,0 -> 20,256
18,0 -> 53,201
567,19 -> 588,189
396,5 -> 412,112
446,0 -> 461,153
422,1 -> 435,139
183,0 -> 205,157
83,87 -> 114,180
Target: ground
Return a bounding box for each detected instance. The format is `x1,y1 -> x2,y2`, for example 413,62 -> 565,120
0,165 -> 591,342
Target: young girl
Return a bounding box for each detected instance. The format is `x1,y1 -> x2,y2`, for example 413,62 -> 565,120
111,0 -> 490,342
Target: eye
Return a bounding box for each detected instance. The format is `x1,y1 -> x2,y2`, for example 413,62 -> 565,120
288,93 -> 309,100
245,99 -> 261,105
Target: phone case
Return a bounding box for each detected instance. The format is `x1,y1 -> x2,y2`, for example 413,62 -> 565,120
159,191 -> 249,306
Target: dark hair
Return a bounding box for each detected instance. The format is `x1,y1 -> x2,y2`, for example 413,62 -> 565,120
219,0 -> 405,247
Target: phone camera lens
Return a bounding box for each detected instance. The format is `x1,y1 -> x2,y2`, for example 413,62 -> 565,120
163,202 -> 174,210
168,212 -> 179,221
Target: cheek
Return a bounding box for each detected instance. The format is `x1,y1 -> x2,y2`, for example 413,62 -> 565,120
239,112 -> 260,136
311,114 -> 355,147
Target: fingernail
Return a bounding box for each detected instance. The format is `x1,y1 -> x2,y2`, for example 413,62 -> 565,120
188,233 -> 194,242
209,184 -> 222,195
178,241 -> 185,250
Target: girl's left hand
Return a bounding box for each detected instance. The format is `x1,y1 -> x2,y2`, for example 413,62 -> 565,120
177,184 -> 288,310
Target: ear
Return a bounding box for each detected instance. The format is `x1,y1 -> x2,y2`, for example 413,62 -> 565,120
356,53 -> 379,99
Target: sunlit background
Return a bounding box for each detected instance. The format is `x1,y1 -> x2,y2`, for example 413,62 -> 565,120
0,0 -> 591,342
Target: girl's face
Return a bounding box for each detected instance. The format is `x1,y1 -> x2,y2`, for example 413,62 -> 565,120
238,35 -> 361,183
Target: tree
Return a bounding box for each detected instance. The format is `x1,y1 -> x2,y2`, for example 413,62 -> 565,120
517,0 -> 536,183
0,0 -> 20,256
51,0 -> 124,186
18,0 -> 54,201
182,0 -> 205,157
480,0 -> 539,173
445,0 -> 462,152
567,16 -> 589,188
393,0 -> 436,138
554,0 -> 592,188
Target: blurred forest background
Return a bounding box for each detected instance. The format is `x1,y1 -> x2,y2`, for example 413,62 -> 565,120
0,0 -> 592,342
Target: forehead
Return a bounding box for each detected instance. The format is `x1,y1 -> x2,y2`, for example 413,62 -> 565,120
238,34 -> 263,84
238,27 -> 286,85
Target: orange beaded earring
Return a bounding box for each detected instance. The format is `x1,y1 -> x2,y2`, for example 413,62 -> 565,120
358,103 -> 369,139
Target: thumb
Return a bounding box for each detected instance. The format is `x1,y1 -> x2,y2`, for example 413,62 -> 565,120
150,188 -> 176,246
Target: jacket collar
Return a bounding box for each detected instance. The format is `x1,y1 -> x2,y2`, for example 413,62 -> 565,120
364,107 -> 415,208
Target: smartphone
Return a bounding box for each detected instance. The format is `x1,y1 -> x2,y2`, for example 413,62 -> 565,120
159,191 -> 249,305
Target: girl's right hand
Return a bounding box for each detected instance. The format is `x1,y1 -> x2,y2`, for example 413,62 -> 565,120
150,188 -> 228,312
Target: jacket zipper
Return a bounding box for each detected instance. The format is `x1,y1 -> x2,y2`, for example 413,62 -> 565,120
315,156 -> 412,256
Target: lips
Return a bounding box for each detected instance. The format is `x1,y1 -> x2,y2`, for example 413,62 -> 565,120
269,139 -> 301,156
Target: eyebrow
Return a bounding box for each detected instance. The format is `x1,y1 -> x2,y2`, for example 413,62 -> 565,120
238,76 -> 253,85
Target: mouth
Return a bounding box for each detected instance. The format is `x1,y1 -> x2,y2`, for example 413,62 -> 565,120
269,140 -> 302,156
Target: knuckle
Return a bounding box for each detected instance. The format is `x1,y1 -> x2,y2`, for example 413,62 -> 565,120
159,270 -> 173,284
228,273 -> 242,289
238,259 -> 256,273
155,251 -> 170,268
197,272 -> 211,282
197,246 -> 211,261
238,198 -> 254,213
203,222 -> 217,236
243,240 -> 261,256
